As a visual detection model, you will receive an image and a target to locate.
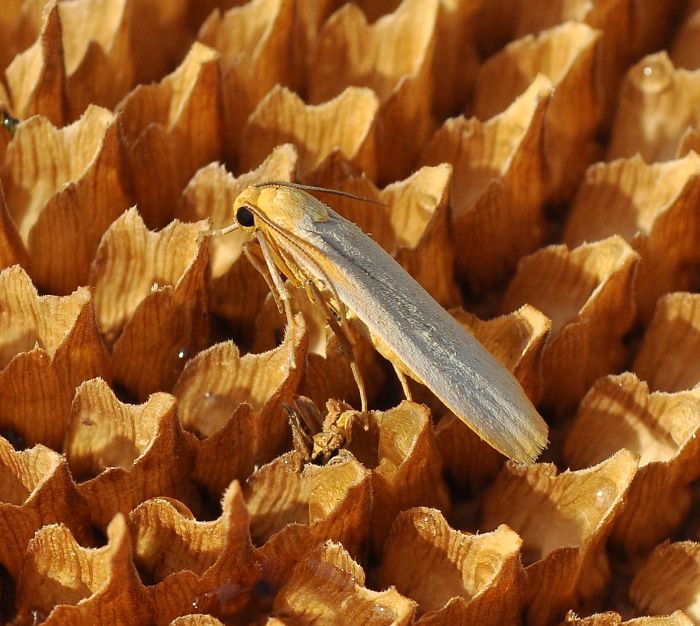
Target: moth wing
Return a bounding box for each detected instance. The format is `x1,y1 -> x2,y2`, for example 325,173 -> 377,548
295,209 -> 548,463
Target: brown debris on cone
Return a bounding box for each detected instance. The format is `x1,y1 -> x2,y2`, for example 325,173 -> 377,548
89,210 -> 210,399
502,236 -> 639,415
379,508 -> 523,625
240,84 -> 379,180
633,292 -> 700,392
273,541 -> 416,625
174,316 -> 307,496
481,450 -> 638,625
2,105 -> 133,294
565,373 -> 700,555
0,265 -> 109,448
421,75 -> 552,291
564,153 -> 700,323
65,378 -> 195,529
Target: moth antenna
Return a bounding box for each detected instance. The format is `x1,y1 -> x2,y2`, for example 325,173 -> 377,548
254,180 -> 387,207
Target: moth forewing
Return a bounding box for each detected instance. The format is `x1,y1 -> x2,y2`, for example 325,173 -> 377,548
236,184 -> 549,463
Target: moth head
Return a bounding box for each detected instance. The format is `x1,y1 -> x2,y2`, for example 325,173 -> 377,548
236,182 -> 331,233
232,187 -> 262,231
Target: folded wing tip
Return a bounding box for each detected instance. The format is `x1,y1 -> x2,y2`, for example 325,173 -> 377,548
499,408 -> 549,464
451,398 -> 549,464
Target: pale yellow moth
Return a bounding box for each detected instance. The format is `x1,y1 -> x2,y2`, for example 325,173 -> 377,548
216,181 -> 548,463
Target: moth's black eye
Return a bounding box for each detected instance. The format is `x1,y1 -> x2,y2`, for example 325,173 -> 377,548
236,205 -> 255,228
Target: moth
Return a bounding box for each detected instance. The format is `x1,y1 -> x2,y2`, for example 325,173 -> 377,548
215,181 -> 548,463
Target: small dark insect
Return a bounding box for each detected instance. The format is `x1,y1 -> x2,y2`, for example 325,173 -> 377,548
1,110 -> 20,136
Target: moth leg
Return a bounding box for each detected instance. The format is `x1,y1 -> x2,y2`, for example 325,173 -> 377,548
243,232 -> 295,328
303,278 -> 319,306
256,231 -> 295,328
351,361 -> 369,414
243,240 -> 284,316
393,364 -> 413,402
305,278 -> 368,413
